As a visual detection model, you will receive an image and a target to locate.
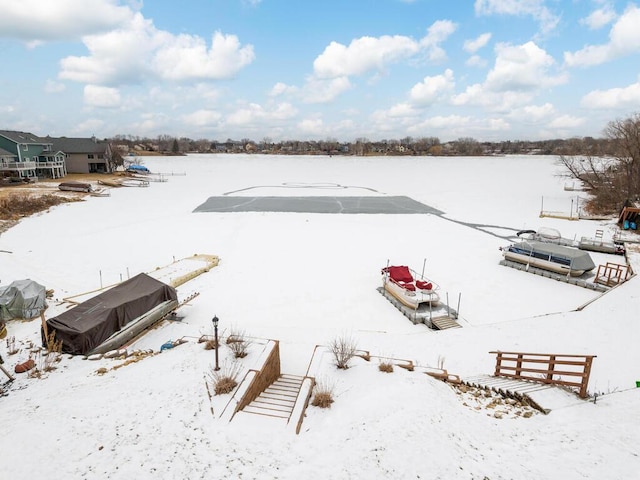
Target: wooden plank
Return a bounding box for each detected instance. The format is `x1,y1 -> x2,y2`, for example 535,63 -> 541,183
432,316 -> 461,330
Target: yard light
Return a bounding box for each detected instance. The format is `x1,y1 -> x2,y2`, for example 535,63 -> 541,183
212,315 -> 220,371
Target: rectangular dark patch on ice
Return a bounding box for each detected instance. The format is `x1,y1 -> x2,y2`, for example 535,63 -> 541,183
193,196 -> 443,215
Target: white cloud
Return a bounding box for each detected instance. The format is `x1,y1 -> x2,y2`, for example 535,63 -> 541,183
464,32 -> 492,54
297,118 -> 325,136
83,85 -> 121,108
581,3 -> 616,30
269,82 -> 298,97
450,41 -> 565,112
580,80 -> 640,109
0,0 -> 134,43
474,0 -> 560,34
565,4 -> 640,67
548,115 -> 586,129
130,112 -> 171,136
302,77 -> 352,104
73,118 -> 105,135
466,55 -> 488,68
45,80 -> 66,93
408,114 -> 472,132
226,102 -> 298,127
485,41 -> 567,91
313,36 -> 421,79
59,13 -> 254,86
518,103 -> 556,122
313,20 -> 456,79
181,110 -> 223,127
153,32 -> 255,81
409,69 -> 455,106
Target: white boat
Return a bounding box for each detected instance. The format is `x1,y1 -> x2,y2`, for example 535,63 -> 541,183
578,235 -> 625,255
90,187 -> 110,197
120,178 -> 150,187
501,240 -> 595,277
381,265 -> 440,309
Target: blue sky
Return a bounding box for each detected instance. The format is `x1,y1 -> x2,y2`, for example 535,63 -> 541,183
1,0 -> 639,142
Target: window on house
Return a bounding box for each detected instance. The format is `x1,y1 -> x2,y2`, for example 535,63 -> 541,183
22,144 -> 28,151
88,154 -> 95,159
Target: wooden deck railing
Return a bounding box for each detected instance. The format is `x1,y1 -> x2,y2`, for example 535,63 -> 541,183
489,351 -> 596,398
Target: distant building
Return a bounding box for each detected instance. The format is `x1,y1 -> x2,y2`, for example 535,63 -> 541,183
0,130 -> 66,179
47,136 -> 114,174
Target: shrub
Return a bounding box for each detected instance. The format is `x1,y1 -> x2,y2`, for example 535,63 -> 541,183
226,327 -> 251,358
329,334 -> 357,369
378,361 -> 394,373
209,361 -> 243,395
311,379 -> 335,408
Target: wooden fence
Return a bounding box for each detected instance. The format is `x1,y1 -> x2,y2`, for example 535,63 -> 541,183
489,351 -> 596,398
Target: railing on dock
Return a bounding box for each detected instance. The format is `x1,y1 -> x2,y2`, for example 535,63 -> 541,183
489,351 -> 596,398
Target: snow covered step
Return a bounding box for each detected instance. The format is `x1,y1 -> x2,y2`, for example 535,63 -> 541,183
460,374 -> 584,413
240,374 -> 305,420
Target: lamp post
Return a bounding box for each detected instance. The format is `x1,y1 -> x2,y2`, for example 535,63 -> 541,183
212,315 -> 220,371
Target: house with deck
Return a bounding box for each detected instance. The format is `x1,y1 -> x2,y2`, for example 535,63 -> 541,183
47,136 -> 114,174
0,130 -> 66,179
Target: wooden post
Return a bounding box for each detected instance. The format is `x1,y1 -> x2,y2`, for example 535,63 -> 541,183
494,352 -> 503,376
0,363 -> 15,381
515,354 -> 523,378
547,355 -> 556,382
580,356 -> 594,399
40,310 -> 49,345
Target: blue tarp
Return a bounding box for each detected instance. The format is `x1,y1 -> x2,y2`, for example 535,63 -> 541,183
127,164 -> 150,173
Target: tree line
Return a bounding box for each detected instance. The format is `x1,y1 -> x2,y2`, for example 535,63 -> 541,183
110,112 -> 640,214
110,134 -> 621,157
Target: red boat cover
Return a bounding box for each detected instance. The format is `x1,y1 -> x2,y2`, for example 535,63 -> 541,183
386,266 -> 414,283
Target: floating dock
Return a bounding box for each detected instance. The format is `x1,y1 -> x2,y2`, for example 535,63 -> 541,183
499,259 -> 607,292
377,287 -> 460,329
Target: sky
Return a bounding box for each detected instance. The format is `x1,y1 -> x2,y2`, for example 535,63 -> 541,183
1,0 -> 640,143
0,154 -> 639,479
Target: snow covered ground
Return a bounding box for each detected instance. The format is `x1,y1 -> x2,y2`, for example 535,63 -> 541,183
0,154 -> 638,479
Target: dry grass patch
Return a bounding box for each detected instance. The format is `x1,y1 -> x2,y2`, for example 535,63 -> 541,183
311,378 -> 335,408
209,361 -> 242,395
0,192 -> 79,221
378,361 -> 394,373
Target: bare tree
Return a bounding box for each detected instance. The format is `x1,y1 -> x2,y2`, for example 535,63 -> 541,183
559,113 -> 640,212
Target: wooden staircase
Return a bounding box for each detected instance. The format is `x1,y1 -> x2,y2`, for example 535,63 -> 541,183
241,374 -> 305,420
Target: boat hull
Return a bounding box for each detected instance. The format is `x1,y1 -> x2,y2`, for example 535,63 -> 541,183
87,299 -> 178,355
383,278 -> 440,309
503,251 -> 586,277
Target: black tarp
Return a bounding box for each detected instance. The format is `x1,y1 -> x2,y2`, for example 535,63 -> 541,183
45,273 -> 177,355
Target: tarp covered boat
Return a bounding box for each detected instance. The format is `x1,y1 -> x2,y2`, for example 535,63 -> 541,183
0,279 -> 47,320
58,181 -> 93,193
501,240 -> 596,277
44,273 -> 178,355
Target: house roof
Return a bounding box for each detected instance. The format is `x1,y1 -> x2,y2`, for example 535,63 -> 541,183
0,147 -> 16,157
0,130 -> 50,145
46,137 -> 108,154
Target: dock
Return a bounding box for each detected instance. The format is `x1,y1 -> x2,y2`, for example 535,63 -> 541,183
499,259 -> 608,292
377,287 -> 460,329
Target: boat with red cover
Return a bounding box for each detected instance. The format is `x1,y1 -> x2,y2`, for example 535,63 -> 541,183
381,265 -> 440,309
